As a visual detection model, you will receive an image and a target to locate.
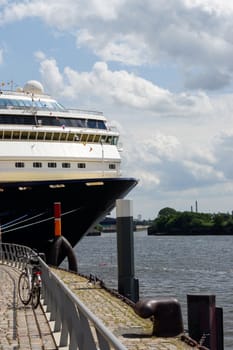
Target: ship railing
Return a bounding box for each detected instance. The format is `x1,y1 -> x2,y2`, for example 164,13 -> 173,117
0,242 -> 127,350
0,105 -> 103,115
67,108 -> 103,116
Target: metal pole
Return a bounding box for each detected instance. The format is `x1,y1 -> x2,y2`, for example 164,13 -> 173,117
54,202 -> 62,237
187,294 -> 217,349
116,199 -> 139,303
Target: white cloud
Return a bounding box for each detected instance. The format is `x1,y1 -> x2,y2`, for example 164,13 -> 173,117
0,1 -> 79,28
0,0 -> 125,26
1,0 -> 233,90
76,29 -> 150,66
34,51 -> 64,94
140,133 -> 181,162
36,53 -> 214,119
81,0 -> 126,20
183,160 -> 224,182
183,0 -> 233,15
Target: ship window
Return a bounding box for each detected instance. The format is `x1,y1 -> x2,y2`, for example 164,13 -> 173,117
67,133 -> 74,141
0,114 -> 107,130
97,120 -> 106,129
21,131 -> 28,139
11,100 -> 20,107
62,162 -> 71,168
4,131 -> 11,139
100,136 -> 107,143
53,133 -> 59,140
15,162 -> 24,168
37,132 -> 45,140
87,134 -> 94,142
12,131 -> 20,139
29,132 -> 36,140
106,136 -> 112,144
81,134 -> 88,142
0,98 -> 66,112
74,134 -> 81,141
59,133 -> 67,141
48,162 -> 57,168
23,100 -> 32,107
109,164 -> 116,169
33,162 -> 42,168
17,100 -> 26,107
87,119 -> 97,128
113,136 -> 118,145
86,119 -> 106,129
94,135 -> 101,142
77,119 -> 86,127
45,132 -> 53,140
77,163 -> 86,168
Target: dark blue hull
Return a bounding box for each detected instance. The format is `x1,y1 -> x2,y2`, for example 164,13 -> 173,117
0,177 -> 137,261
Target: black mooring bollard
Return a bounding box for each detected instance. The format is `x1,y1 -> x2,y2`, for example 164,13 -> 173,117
187,295 -> 224,350
134,298 -> 184,337
116,199 -> 139,303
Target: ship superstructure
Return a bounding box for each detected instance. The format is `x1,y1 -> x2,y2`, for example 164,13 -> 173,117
0,80 -> 121,182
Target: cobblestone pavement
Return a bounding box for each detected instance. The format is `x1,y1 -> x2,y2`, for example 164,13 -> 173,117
0,264 -> 57,350
52,268 -> 200,350
0,263 -> 201,350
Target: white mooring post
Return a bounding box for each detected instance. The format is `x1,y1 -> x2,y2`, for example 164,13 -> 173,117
116,199 -> 139,303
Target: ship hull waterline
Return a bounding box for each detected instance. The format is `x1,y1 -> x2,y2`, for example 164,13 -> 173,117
0,177 -> 137,263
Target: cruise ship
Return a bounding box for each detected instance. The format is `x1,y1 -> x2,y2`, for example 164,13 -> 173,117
0,80 -> 137,263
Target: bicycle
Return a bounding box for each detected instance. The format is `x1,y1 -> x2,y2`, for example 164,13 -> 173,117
18,253 -> 42,309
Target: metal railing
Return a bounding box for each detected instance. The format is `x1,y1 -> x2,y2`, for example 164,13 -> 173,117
0,243 -> 127,350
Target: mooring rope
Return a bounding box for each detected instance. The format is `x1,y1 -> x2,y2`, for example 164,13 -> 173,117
2,207 -> 82,234
1,214 -> 28,228
2,212 -> 45,229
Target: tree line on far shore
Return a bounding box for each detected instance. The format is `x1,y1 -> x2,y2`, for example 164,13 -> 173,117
148,207 -> 233,235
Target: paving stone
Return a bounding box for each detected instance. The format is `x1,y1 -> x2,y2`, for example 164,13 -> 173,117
0,265 -> 57,350
52,268 -> 199,350
0,263 -> 200,350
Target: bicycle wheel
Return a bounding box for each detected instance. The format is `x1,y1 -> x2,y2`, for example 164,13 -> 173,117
18,272 -> 31,305
31,286 -> 41,309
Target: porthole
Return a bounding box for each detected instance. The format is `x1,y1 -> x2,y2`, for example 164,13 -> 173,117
48,162 -> 57,168
15,162 -> 25,168
33,162 -> 42,168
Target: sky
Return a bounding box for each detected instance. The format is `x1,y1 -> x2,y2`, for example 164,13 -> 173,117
1,1 -> 233,219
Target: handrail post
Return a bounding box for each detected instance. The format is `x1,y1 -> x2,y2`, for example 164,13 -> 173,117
116,199 -> 139,303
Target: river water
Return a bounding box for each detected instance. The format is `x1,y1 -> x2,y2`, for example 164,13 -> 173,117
72,232 -> 233,349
